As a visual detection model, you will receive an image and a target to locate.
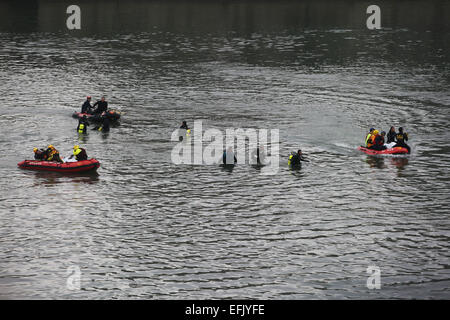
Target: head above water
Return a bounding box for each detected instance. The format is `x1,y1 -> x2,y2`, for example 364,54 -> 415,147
297,149 -> 302,155
399,127 -> 404,133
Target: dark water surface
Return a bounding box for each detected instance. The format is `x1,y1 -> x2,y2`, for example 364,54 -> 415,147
0,0 -> 449,299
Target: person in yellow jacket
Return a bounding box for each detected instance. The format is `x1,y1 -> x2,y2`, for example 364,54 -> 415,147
365,128 -> 375,147
366,129 -> 379,148
46,145 -> 63,162
70,145 -> 88,161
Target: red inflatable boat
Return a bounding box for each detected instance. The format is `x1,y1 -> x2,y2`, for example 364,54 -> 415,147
72,110 -> 121,122
357,146 -> 409,155
18,159 -> 100,173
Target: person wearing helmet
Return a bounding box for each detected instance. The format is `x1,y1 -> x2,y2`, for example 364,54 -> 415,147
365,128 -> 375,147
33,147 -> 47,160
371,131 -> 387,150
69,145 -> 88,161
93,96 -> 108,115
394,127 -> 411,153
81,96 -> 93,114
46,145 -> 63,162
366,130 -> 379,148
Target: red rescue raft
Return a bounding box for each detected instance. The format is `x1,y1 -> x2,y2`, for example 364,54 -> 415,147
357,146 -> 409,155
18,159 -> 100,173
72,110 -> 121,122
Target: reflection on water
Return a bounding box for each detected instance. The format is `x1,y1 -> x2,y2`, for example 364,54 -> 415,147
0,0 -> 449,300
29,170 -> 100,185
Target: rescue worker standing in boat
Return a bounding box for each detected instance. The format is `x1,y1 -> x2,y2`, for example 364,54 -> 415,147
394,127 -> 411,153
81,96 -> 93,114
92,96 -> 108,115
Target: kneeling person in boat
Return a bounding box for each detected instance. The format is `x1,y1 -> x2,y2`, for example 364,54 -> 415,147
370,131 -> 387,151
46,145 -> 63,163
33,148 -> 47,160
69,145 -> 88,161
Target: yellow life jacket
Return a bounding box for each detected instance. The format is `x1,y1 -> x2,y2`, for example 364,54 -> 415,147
367,135 -> 376,148
365,133 -> 373,146
78,123 -> 85,133
73,148 -> 82,156
288,154 -> 293,166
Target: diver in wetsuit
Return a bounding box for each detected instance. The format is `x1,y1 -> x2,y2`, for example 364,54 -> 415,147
180,121 -> 189,129
288,150 -> 308,167
394,127 -> 411,153
93,115 -> 110,132
77,116 -> 89,133
251,145 -> 266,165
222,147 -> 237,165
386,126 -> 397,144
92,96 -> 108,115
179,121 -> 190,141
81,96 -> 93,114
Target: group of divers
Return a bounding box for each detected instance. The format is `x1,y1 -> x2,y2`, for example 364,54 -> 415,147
29,97 -> 411,168
31,96 -> 112,163
179,120 -> 309,167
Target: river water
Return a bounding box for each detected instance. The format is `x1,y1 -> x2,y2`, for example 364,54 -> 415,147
0,0 -> 449,299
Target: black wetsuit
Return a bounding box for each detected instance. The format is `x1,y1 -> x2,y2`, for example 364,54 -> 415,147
290,153 -> 307,166
77,118 -> 89,133
387,130 -> 396,144
81,100 -> 92,114
101,116 -> 110,132
93,100 -> 108,114
394,132 -> 410,153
